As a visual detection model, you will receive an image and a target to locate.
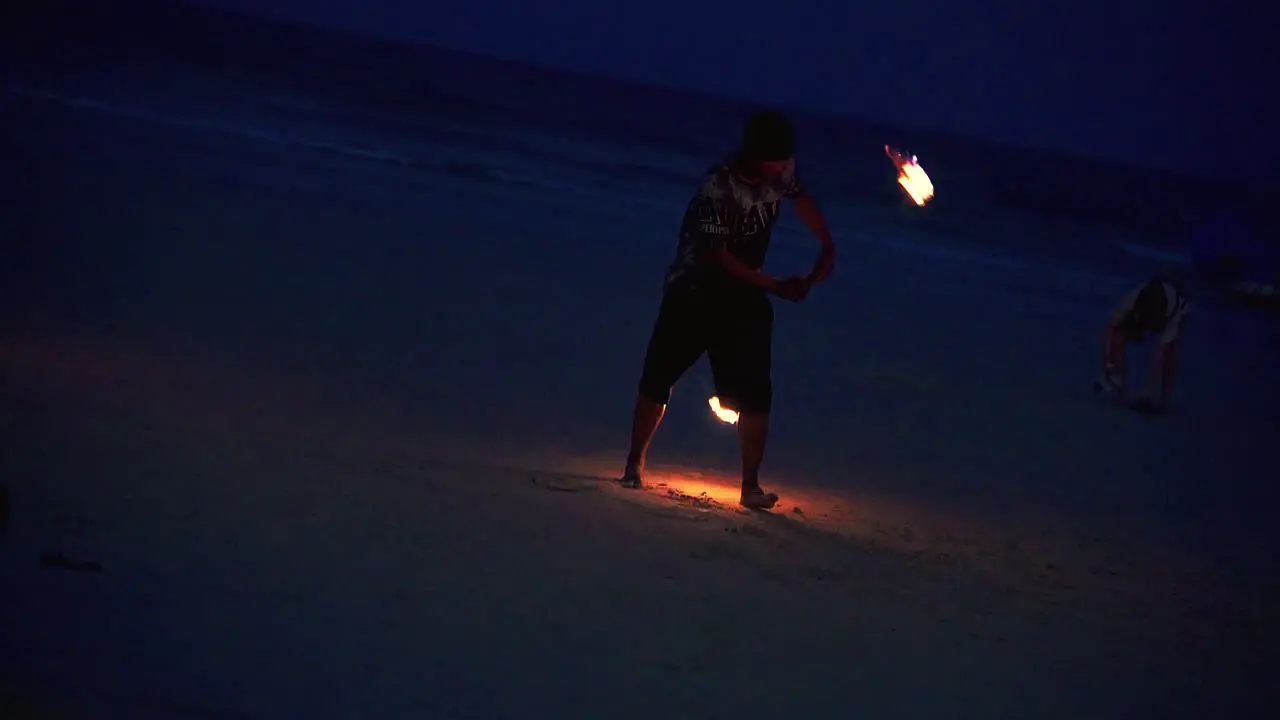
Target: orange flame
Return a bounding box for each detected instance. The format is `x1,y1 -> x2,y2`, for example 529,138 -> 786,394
885,145 -> 935,206
708,396 -> 739,424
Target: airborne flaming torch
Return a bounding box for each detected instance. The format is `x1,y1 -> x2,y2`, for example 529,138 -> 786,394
885,144 -> 935,206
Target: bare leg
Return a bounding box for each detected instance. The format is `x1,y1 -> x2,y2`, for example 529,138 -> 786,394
737,412 -> 778,508
1156,340 -> 1180,409
737,411 -> 768,488
1102,327 -> 1125,377
623,394 -> 666,486
1099,327 -> 1128,401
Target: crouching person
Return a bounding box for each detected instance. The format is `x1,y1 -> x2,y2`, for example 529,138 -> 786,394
1096,276 -> 1190,415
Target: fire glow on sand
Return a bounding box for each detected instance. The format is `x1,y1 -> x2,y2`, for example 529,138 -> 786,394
640,470 -> 745,507
884,144 -> 935,206
708,396 -> 739,424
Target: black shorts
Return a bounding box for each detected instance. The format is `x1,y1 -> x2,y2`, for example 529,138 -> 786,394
637,286 -> 773,414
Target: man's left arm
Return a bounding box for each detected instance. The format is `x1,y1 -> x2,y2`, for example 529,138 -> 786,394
790,192 -> 836,284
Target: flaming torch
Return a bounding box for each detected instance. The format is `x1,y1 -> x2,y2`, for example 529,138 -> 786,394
885,144 -> 935,206
707,396 -> 739,425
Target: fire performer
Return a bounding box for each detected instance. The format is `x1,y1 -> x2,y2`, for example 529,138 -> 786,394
619,109 -> 836,509
1095,276 -> 1191,415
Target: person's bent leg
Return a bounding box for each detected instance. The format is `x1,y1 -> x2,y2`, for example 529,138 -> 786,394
1156,338 -> 1180,410
709,293 -> 777,509
733,390 -> 776,508
624,394 -> 667,485
625,291 -> 705,487
1097,325 -> 1128,399
736,411 -> 769,488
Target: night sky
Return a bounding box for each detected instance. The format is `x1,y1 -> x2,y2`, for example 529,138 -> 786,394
194,0 -> 1267,184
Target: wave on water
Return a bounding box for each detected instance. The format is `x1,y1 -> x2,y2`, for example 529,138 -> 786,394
5,83 -> 1176,305
1116,241 -> 1192,267
9,85 -> 414,166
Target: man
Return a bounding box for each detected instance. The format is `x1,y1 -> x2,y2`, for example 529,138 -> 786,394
1096,275 -> 1191,415
620,109 -> 837,509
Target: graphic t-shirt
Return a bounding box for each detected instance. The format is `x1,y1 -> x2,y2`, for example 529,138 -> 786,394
664,155 -> 806,294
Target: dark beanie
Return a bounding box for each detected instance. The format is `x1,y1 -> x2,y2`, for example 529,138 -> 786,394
740,109 -> 795,162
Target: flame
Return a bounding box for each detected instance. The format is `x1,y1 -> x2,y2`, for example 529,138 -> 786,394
708,396 -> 739,424
885,145 -> 935,206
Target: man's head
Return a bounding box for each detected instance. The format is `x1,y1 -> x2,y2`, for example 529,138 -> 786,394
740,109 -> 795,181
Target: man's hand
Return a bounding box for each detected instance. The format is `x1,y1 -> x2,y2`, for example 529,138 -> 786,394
769,275 -> 812,302
1093,371 -> 1124,399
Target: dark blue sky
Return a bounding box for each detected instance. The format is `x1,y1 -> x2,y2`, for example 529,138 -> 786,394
195,0 -> 1267,184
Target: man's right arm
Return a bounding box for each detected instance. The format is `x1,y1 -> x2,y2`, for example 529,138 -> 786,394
1100,286 -> 1142,394
1103,288 -> 1141,357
